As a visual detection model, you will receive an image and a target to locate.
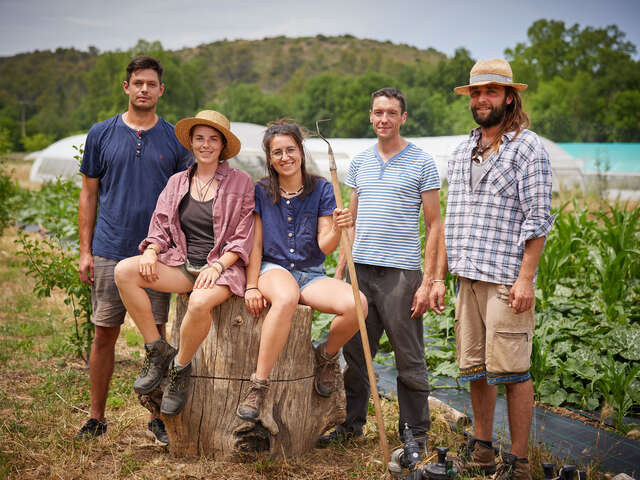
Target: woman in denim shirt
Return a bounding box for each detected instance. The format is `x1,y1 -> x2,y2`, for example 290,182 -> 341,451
115,110 -> 254,417
238,121 -> 366,421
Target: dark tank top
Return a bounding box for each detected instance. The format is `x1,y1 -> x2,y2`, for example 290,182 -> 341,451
178,193 -> 214,266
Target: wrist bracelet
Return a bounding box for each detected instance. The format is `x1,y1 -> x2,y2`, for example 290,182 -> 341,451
245,287 -> 259,292
432,279 -> 446,283
213,260 -> 225,272
145,245 -> 159,255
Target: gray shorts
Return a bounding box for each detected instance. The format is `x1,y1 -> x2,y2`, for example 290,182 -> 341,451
177,259 -> 210,284
91,255 -> 170,328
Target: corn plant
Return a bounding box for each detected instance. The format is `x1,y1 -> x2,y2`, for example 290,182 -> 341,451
595,355 -> 640,432
536,207 -> 581,306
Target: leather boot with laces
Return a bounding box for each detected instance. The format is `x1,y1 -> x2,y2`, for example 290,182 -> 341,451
133,338 -> 177,394
237,373 -> 269,421
160,360 -> 192,416
452,437 -> 496,475
493,452 -> 532,480
314,342 -> 340,397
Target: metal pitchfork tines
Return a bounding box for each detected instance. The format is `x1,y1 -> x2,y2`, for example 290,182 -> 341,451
315,119 -> 337,172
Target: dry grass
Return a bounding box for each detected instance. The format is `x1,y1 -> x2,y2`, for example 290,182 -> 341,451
3,155 -> 40,190
0,229 -> 428,479
0,229 -> 602,479
552,186 -> 640,212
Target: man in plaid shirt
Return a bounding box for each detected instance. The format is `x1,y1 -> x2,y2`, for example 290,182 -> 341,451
430,59 -> 554,480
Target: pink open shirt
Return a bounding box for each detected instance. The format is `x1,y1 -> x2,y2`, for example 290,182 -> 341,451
139,162 -> 255,297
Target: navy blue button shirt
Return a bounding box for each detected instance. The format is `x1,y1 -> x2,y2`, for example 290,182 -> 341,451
80,114 -> 191,260
255,178 -> 336,270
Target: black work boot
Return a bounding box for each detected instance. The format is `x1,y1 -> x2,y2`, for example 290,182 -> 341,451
160,360 -> 192,416
316,426 -> 362,448
314,342 -> 341,397
236,373 -> 270,421
133,338 -> 177,394
74,418 -> 107,440
146,418 -> 169,446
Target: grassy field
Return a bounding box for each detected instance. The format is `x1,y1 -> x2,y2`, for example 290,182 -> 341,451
0,226 -> 519,479
0,158 -> 624,479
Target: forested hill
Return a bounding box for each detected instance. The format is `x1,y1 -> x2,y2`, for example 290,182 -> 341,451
1,20 -> 639,153
173,35 -> 445,91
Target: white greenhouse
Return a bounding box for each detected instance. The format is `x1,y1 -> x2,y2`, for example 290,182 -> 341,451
29,123 -> 584,190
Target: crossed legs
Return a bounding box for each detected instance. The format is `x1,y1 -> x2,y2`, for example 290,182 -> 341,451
115,256 -> 231,365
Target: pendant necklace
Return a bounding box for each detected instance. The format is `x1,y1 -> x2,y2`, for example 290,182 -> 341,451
195,174 -> 216,201
279,185 -> 303,196
472,136 -> 497,165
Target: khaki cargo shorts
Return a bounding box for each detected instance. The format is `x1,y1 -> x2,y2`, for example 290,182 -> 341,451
91,255 -> 170,328
454,277 -> 534,385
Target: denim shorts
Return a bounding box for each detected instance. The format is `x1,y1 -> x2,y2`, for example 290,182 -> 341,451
259,261 -> 326,291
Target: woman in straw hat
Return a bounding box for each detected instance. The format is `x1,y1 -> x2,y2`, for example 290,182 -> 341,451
115,110 -> 255,417
236,121 -> 365,422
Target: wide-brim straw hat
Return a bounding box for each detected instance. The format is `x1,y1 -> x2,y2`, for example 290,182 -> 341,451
174,110 -> 241,161
454,58 -> 528,95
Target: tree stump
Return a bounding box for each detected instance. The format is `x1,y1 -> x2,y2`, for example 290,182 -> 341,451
139,294 -> 346,460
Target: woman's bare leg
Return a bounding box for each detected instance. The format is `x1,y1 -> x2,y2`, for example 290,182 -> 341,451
254,269 -> 300,380
175,285 -> 233,364
115,256 -> 193,343
299,278 -> 366,355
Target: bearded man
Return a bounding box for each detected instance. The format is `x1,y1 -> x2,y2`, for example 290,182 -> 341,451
430,59 -> 554,480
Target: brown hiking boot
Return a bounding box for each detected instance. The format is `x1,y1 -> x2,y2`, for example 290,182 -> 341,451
237,374 -> 269,421
314,342 -> 340,397
452,437 -> 496,475
493,452 -> 532,480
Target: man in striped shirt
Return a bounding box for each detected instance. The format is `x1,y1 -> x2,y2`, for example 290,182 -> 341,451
430,59 -> 554,480
320,87 -> 442,448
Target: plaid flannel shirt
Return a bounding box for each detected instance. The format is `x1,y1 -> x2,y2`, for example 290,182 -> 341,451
445,128 -> 555,285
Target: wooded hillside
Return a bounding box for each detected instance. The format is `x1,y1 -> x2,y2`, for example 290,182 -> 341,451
1,20 -> 639,152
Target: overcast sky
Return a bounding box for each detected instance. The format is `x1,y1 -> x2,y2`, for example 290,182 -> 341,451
1,0 -> 639,60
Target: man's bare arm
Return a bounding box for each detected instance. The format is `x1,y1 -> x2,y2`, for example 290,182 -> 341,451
78,175 -> 99,285
429,226 -> 448,314
510,236 -> 546,313
411,189 -> 441,318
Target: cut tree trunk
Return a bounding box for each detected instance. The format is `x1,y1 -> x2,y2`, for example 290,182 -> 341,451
139,294 -> 346,460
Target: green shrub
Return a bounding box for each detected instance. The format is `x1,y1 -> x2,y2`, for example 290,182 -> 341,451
21,133 -> 55,152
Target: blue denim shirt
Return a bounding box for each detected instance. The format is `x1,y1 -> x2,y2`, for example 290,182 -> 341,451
255,178 -> 336,270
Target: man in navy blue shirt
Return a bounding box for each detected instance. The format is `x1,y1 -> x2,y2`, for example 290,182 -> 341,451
76,56 -> 189,444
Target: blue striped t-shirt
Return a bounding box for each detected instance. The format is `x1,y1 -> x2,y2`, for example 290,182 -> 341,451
346,143 -> 440,270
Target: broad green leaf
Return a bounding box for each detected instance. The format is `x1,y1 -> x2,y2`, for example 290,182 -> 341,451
432,361 -> 459,378
584,395 -> 600,411
606,326 -> 640,361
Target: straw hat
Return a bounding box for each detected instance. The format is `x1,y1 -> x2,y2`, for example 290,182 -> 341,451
454,58 -> 527,95
174,110 -> 241,161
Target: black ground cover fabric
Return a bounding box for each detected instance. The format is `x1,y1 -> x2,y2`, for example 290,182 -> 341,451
371,362 -> 639,475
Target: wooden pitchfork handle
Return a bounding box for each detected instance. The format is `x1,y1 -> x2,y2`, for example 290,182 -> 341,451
315,120 -> 390,467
